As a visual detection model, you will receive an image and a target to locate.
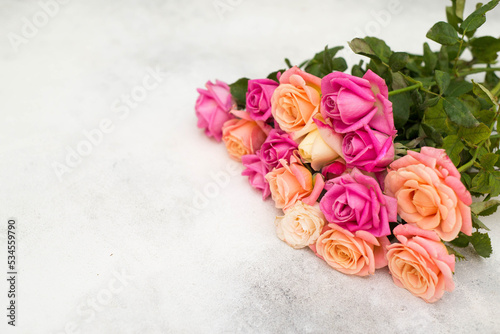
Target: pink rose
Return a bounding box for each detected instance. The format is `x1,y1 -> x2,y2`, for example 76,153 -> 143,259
319,168 -> 397,237
241,153 -> 271,200
342,125 -> 395,172
246,79 -> 279,121
265,156 -> 325,212
222,116 -> 267,162
321,161 -> 346,181
384,147 -> 472,241
310,223 -> 390,276
271,66 -> 322,139
387,224 -> 455,303
195,80 -> 234,141
258,129 -> 298,170
320,70 -> 395,136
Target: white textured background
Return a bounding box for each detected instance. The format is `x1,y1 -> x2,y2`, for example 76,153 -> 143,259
1,0 -> 500,333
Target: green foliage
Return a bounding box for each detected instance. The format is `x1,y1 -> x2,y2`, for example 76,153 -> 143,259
426,21 -> 460,45
347,0 -> 499,260
229,77 -> 249,109
302,46 -> 347,77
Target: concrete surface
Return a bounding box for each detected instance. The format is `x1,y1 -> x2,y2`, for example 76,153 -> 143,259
1,0 -> 500,333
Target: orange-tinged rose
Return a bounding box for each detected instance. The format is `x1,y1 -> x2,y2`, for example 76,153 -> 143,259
387,224 -> 455,303
271,66 -> 321,139
222,116 -> 267,161
384,147 -> 472,241
310,223 -> 390,276
265,156 -> 324,211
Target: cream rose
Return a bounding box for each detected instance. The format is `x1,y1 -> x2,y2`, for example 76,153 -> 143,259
298,128 -> 342,171
275,201 -> 325,249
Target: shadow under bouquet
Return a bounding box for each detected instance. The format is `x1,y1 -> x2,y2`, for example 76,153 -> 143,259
195,0 -> 500,303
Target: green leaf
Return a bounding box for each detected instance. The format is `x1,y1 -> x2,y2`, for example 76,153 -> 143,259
438,45 -> 450,71
444,81 -> 473,97
455,0 -> 466,19
229,77 -> 249,109
462,172 -> 472,189
479,153 -> 499,171
443,135 -> 465,166
472,214 -> 491,231
284,58 -> 292,68
470,232 -> 493,258
473,82 -> 498,106
266,70 -> 285,82
450,232 -> 470,247
473,109 -> 496,126
304,46 -> 345,77
485,70 -> 500,90
471,170 -> 500,197
461,0 -> 500,33
331,57 -> 348,72
423,42 -> 438,73
389,92 -> 412,129
458,123 -> 490,145
426,21 -> 460,45
421,123 -> 444,146
348,37 -> 392,63
389,52 -> 409,71
445,245 -> 466,261
435,70 -> 451,94
443,97 -> 479,128
470,36 -> 500,63
423,99 -> 457,134
471,199 -> 500,216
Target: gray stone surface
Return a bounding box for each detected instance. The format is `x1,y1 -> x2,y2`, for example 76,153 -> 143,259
1,0 -> 500,333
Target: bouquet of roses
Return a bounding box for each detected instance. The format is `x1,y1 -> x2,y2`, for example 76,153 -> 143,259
195,0 -> 500,303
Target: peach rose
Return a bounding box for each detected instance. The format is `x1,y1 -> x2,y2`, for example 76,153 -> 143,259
387,224 -> 455,303
310,223 -> 390,276
265,156 -> 325,211
384,147 -> 472,241
275,201 -> 325,249
298,129 -> 342,171
271,66 -> 322,139
222,110 -> 268,161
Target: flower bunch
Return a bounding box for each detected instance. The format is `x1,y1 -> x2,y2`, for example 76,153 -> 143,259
195,0 -> 500,303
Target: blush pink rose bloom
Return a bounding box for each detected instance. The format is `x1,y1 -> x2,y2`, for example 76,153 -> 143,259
195,80 -> 234,141
271,66 -> 322,139
222,116 -> 267,162
342,125 -> 395,172
241,153 -> 271,200
387,224 -> 455,303
246,78 -> 279,121
319,168 -> 397,237
310,223 -> 390,276
321,161 -> 347,181
265,156 -> 325,212
384,147 -> 472,241
258,129 -> 298,169
320,70 -> 395,136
